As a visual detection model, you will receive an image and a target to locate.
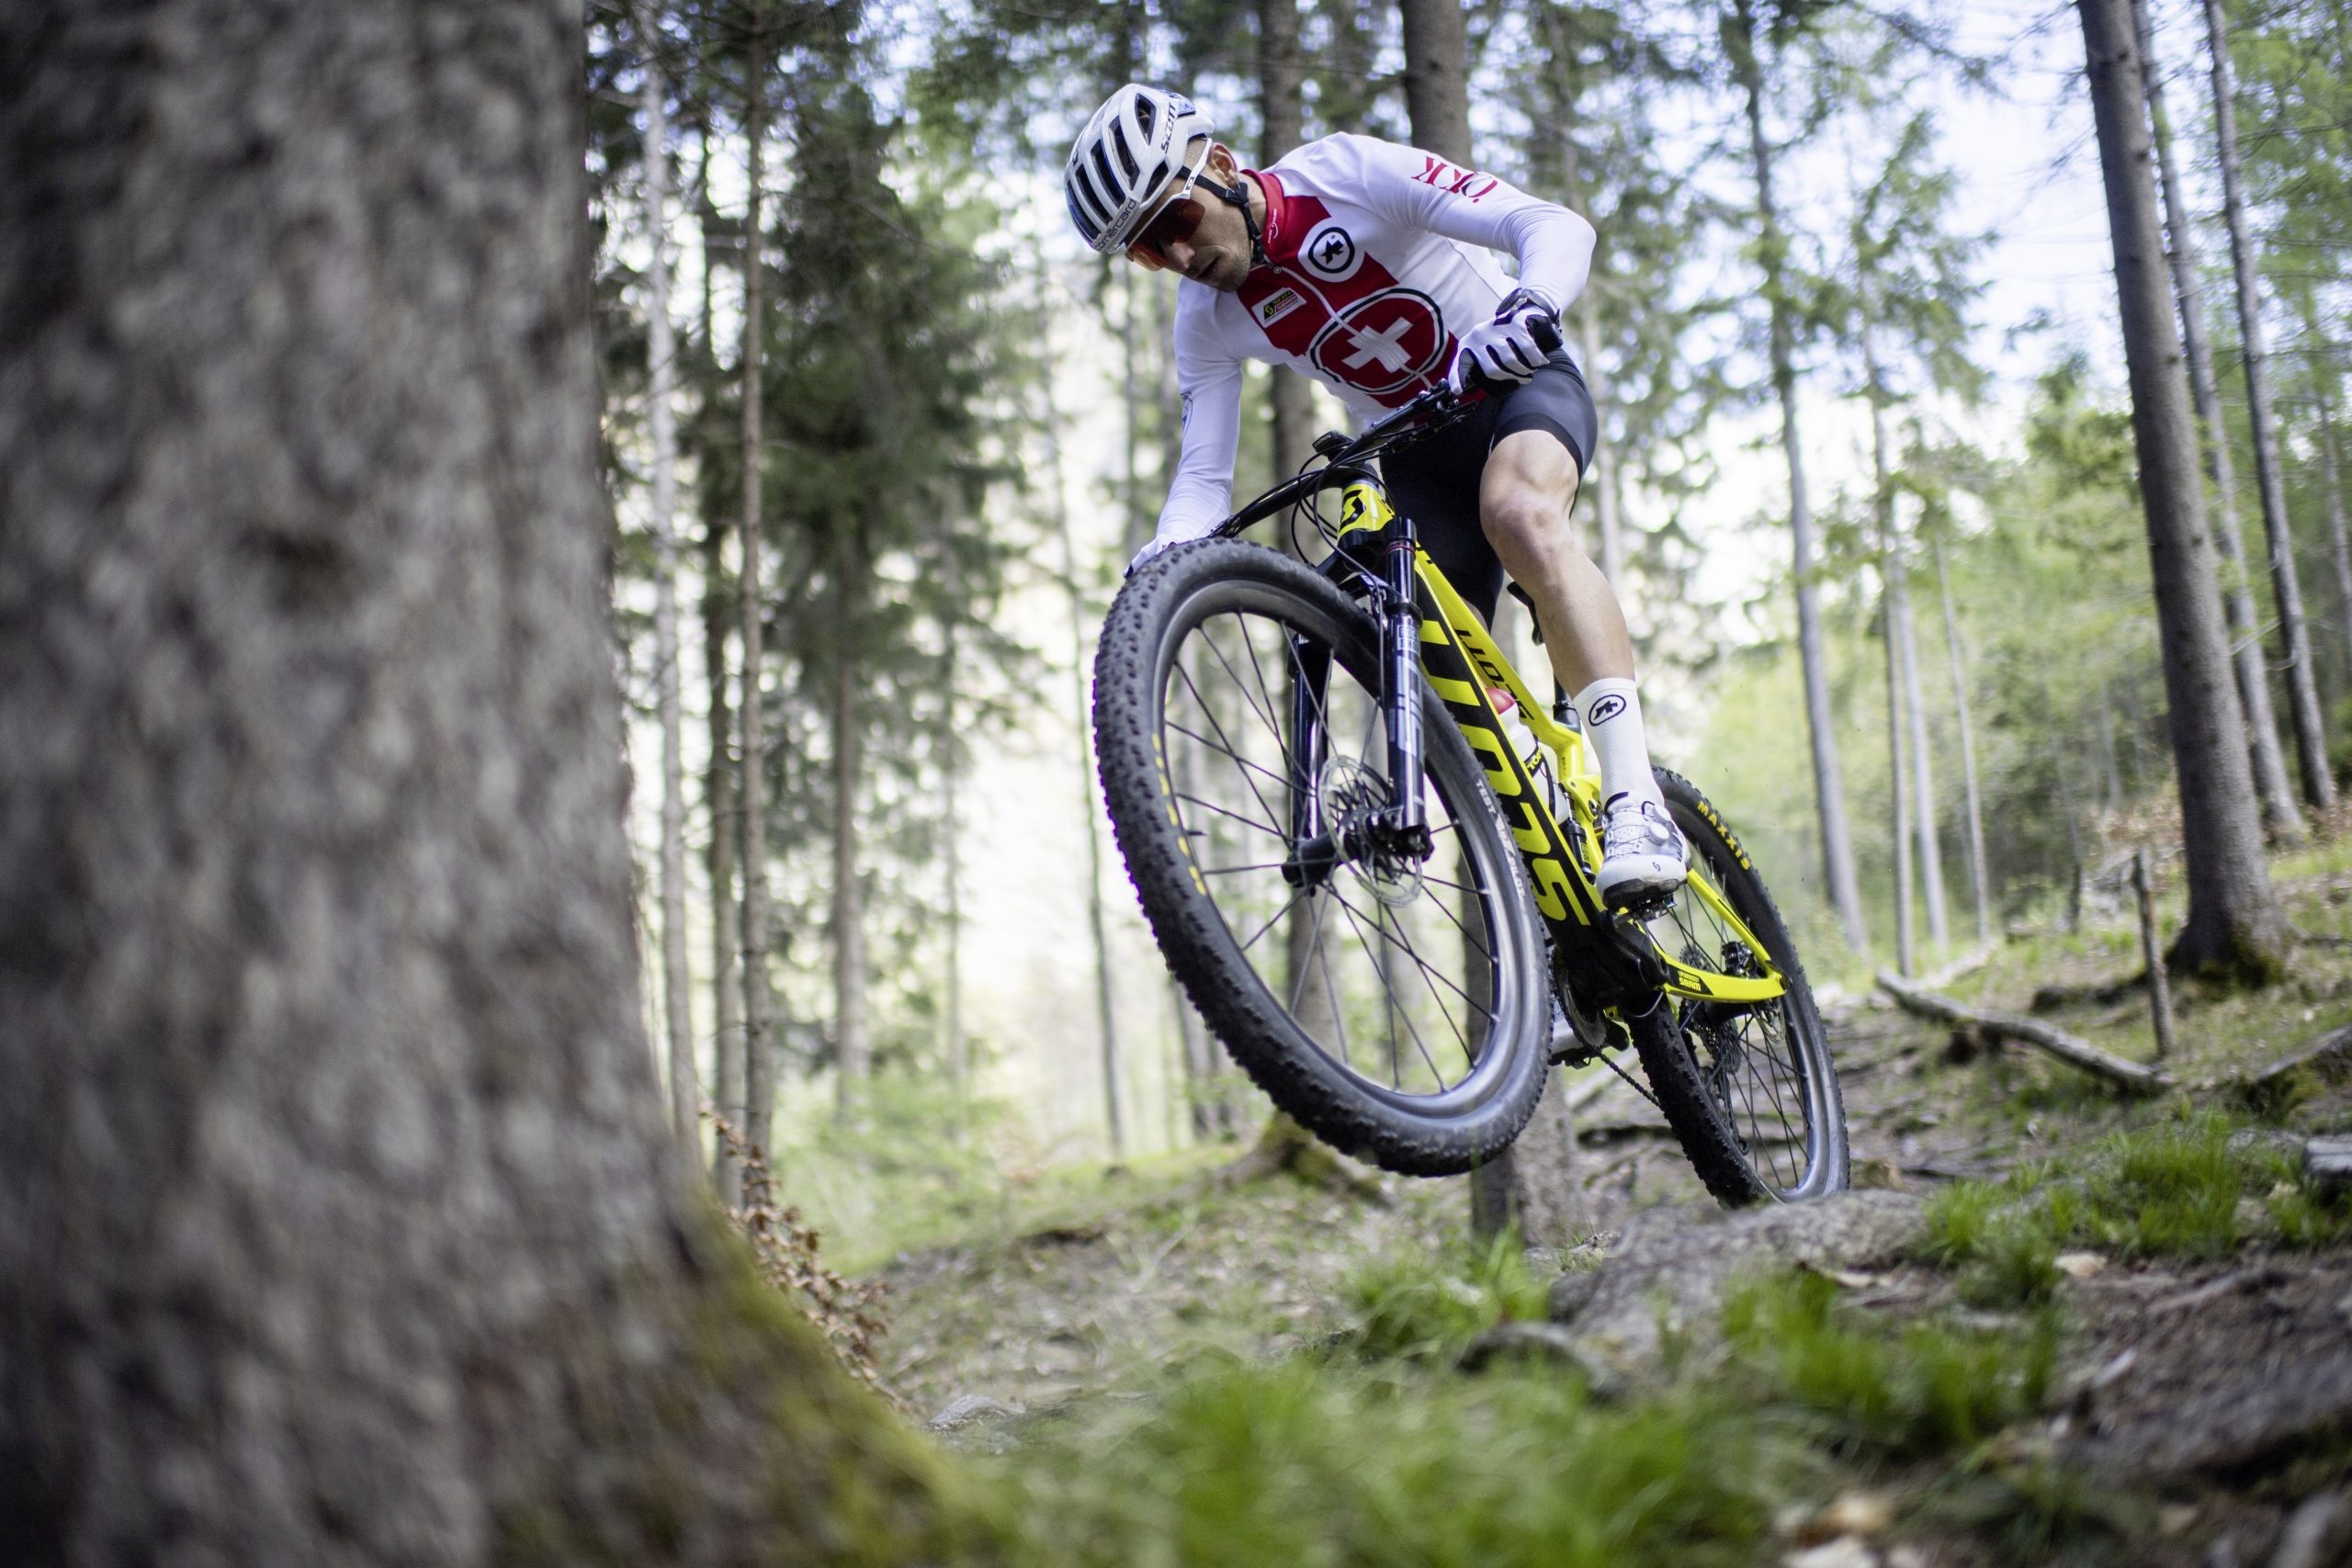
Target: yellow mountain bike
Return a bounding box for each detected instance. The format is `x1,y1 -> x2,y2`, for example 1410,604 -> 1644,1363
1092,378 -> 1847,1204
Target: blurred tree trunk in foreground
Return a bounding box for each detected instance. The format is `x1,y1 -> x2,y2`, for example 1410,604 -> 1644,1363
2076,0 -> 2287,978
0,2 -> 978,1558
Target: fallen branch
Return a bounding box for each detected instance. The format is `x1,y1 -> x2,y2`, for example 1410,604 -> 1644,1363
2242,1023 -> 2352,1095
1875,969 -> 2175,1096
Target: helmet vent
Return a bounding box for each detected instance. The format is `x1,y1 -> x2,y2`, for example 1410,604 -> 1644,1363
1136,96 -> 1157,140
1109,118 -> 1140,181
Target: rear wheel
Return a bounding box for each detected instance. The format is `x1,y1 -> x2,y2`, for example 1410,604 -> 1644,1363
1091,541 -> 1552,1176
1625,769 -> 1848,1204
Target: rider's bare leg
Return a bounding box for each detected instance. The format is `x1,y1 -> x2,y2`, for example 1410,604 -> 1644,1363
1479,427 -> 1685,900
1476,428 -> 1626,691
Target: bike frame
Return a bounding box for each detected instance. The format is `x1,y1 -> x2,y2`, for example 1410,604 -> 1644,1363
1310,470 -> 1787,1010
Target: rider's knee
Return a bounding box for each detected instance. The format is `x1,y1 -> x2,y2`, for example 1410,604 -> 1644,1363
1480,479 -> 1579,559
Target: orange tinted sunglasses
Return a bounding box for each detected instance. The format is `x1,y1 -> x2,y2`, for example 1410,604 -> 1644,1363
1124,148 -> 1213,271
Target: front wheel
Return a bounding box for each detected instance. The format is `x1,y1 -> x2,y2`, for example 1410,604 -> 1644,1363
1091,540 -> 1553,1176
1624,769 -> 1849,1204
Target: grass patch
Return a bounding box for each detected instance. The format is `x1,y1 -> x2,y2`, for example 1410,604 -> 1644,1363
1001,1359 -> 1777,1568
1334,1228 -> 1553,1361
1919,1109 -> 2352,1304
1724,1270 -> 2058,1459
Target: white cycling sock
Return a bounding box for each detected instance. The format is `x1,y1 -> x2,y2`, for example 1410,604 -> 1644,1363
1571,677 -> 1666,812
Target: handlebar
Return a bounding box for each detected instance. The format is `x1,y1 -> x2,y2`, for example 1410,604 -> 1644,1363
1213,311 -> 1565,539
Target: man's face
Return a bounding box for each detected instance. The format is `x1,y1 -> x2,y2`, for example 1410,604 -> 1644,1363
1128,146 -> 1254,293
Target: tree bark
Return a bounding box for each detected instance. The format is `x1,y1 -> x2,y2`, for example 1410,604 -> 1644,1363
1396,0 -> 1473,164
2078,0 -> 2287,978
1728,0 -> 1868,951
0,3 -> 974,1556
2135,0 -> 2304,837
2203,0 -> 2333,810
1933,539 -> 1995,946
832,540 -> 868,1107
637,16 -> 698,1144
942,625 -> 967,1105
737,21 -> 777,1156
1578,287 -> 1627,586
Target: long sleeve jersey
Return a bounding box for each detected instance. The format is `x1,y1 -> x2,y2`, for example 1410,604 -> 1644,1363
1155,132 -> 1597,544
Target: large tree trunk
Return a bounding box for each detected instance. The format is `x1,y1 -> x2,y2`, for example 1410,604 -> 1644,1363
2134,0 -> 2305,837
1933,539 -> 1995,946
638,20 -> 697,1144
2319,383 -> 2352,684
942,626 -> 968,1103
2077,0 -> 2287,978
1397,0 -> 1473,164
0,3 -> 971,1557
1728,0 -> 1868,951
736,24 -> 777,1156
1390,0 -> 1578,1241
2204,0 -> 2334,810
1577,287 -> 1627,586
831,542 -> 869,1107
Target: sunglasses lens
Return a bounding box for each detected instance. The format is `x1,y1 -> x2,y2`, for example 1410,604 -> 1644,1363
1138,197 -> 1205,257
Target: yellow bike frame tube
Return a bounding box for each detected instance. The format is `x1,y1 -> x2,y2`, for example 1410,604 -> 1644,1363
1351,479 -> 1782,1005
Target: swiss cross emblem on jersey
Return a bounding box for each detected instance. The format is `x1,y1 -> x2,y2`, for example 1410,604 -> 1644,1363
1307,288 -> 1448,398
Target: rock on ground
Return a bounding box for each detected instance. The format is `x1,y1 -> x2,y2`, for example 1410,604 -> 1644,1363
1545,1191 -> 1929,1390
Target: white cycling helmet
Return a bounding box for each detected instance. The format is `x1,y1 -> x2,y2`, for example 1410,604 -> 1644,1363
1063,84 -> 1215,254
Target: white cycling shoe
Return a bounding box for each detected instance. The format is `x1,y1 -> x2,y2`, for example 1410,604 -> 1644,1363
1595,794 -> 1690,910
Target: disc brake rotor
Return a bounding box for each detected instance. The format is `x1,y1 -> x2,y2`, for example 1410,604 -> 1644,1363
1318,757 -> 1424,907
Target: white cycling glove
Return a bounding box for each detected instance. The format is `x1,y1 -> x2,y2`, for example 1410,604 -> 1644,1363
1449,288 -> 1560,393
1127,513 -> 1221,576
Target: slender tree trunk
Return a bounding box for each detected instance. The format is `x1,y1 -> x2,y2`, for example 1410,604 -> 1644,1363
736,24 -> 776,1154
942,626 -> 967,1105
701,525 -> 743,1201
1730,0 -> 1868,950
1883,569 -> 1917,977
1039,269 -> 1125,1157
2135,0 -> 2305,837
696,178 -> 743,1202
638,22 -> 697,1144
0,5 -> 970,1553
831,545 -> 868,1107
2319,387 -> 2352,687
1397,0 -> 1473,163
1933,539 -> 1995,945
2078,0 -> 2287,977
1578,288 -> 1626,585
2204,0 -> 2333,809
1862,328 -> 1951,951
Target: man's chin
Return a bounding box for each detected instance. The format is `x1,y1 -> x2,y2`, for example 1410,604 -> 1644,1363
1204,254 -> 1250,292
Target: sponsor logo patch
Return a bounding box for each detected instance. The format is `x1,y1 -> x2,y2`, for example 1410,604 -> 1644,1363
1586,694 -> 1628,727
1252,287 -> 1305,327
1301,220 -> 1362,280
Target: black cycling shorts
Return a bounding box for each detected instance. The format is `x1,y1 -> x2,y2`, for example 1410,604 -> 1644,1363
1379,355 -> 1599,624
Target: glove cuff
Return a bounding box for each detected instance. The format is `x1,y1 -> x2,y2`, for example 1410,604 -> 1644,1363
1495,286 -> 1559,323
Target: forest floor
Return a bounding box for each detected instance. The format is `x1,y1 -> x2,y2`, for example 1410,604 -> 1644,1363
865,832 -> 2352,1567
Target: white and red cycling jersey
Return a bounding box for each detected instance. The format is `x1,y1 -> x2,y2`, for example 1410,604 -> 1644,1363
1156,132 -> 1596,544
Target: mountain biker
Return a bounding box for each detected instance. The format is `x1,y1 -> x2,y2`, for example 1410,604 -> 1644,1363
1064,84 -> 1687,908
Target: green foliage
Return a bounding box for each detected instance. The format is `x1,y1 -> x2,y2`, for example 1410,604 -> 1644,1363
1918,1109 -> 2352,1306
1001,1359 -> 1773,1568
1723,1270 -> 2057,1458
1334,1229 -> 1553,1360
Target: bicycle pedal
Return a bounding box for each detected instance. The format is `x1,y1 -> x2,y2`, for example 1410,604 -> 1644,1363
1610,892 -> 1676,922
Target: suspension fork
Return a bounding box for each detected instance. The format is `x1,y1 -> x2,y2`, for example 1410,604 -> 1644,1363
1287,633 -> 1331,855
1378,519 -> 1427,841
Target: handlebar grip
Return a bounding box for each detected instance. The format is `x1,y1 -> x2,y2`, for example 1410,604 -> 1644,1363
1530,312 -> 1563,355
